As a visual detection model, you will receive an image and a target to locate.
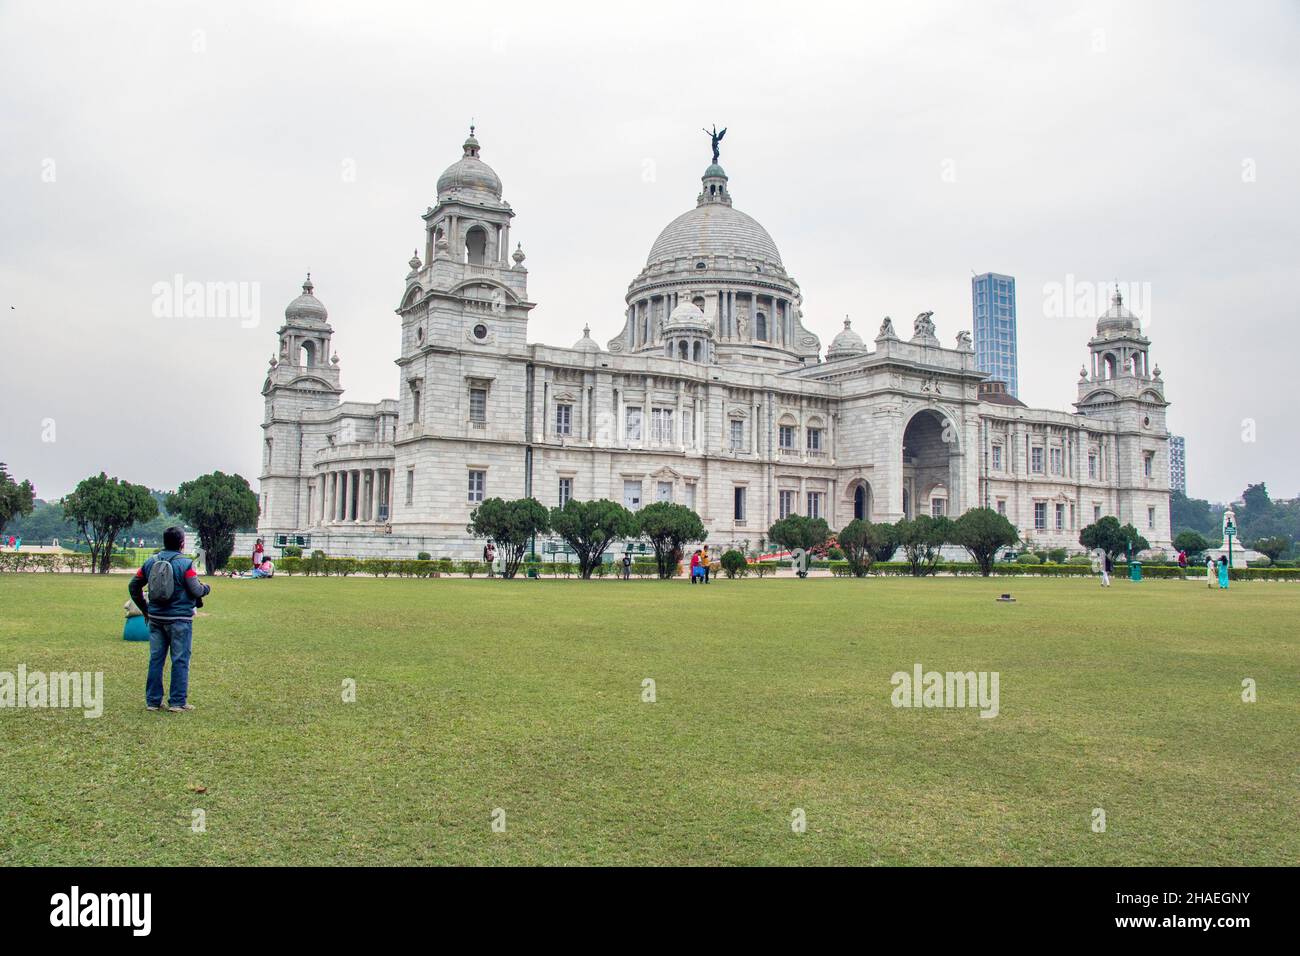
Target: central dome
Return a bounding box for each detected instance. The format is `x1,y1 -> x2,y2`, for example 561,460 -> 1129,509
437,129 -> 503,202
646,204 -> 783,269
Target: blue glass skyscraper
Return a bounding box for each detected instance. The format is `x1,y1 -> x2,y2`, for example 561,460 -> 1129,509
971,272 -> 1018,397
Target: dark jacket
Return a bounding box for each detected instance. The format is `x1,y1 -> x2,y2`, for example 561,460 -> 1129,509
128,550 -> 211,621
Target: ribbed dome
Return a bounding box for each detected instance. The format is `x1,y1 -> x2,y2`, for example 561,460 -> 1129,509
665,300 -> 710,330
285,275 -> 327,324
1097,288 -> 1140,335
646,203 -> 783,268
826,317 -> 866,359
572,324 -> 601,352
437,130 -> 503,201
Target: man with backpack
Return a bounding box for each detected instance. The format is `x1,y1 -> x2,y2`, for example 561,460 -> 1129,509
128,526 -> 211,712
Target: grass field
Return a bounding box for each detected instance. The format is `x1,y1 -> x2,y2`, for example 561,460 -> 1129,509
0,573 -> 1296,866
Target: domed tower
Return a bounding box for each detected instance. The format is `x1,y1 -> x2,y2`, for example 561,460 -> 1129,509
260,275 -> 344,530
661,295 -> 715,363
1076,286 -> 1171,547
825,316 -> 868,362
609,132 -> 820,367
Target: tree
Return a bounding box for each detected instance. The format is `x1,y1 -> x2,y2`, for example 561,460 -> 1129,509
1170,491 -> 1223,538
895,515 -> 952,576
548,499 -> 637,578
636,502 -> 706,578
837,518 -> 891,577
767,514 -> 831,558
62,473 -> 158,573
0,463 -> 36,533
165,472 -> 260,574
467,497 -> 550,579
1249,535 -> 1291,561
870,521 -> 899,563
952,508 -> 1020,576
720,549 -> 748,578
1079,515 -> 1149,561
1173,530 -> 1212,556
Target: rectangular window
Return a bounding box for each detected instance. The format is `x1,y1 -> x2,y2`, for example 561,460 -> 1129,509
682,410 -> 693,446
411,386 -> 421,423
1143,451 -> 1154,478
729,419 -> 744,452
469,387 -> 487,423
996,499 -> 1007,516
806,428 -> 822,452
1050,447 -> 1063,474
405,468 -> 414,507
1094,504 -> 1102,522
558,477 -> 572,508
1088,453 -> 1098,479
931,497 -> 946,517
733,486 -> 746,521
651,407 -> 674,444
623,479 -> 642,511
1055,503 -> 1065,531
467,469 -> 485,503
992,445 -> 1003,470
778,489 -> 794,519
657,480 -> 673,503
1031,447 -> 1044,473
779,425 -> 795,449
555,403 -> 572,436
684,483 -> 696,510
1148,506 -> 1156,529
807,491 -> 823,519
1034,502 -> 1047,531
625,407 -> 642,442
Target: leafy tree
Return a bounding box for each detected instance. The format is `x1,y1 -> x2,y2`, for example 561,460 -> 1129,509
467,497 -> 550,579
636,502 -> 706,578
767,514 -> 831,559
548,499 -> 637,578
0,463 -> 36,533
1249,535 -> 1291,561
1079,515 -> 1149,561
165,472 -> 260,573
870,521 -> 899,563
952,508 -> 1020,576
1170,491 -> 1224,539
895,515 -> 952,576
837,518 -> 891,577
62,473 -> 158,573
1173,530 -> 1212,555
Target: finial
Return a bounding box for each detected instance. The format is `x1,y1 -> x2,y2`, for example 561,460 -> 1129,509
582,323 -> 591,337
408,249 -> 421,271
512,242 -> 526,265
843,315 -> 851,329
470,118 -> 475,137
303,272 -> 313,294
330,351 -> 340,365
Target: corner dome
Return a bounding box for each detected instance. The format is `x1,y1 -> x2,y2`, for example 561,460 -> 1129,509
1097,288 -> 1141,335
665,299 -> 710,331
826,317 -> 867,360
572,324 -> 601,352
436,128 -> 503,201
285,275 -> 328,324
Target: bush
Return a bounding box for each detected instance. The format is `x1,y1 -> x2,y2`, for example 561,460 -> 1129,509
1047,548 -> 1068,564
1016,553 -> 1041,565
1067,554 -> 1093,565
282,545 -> 303,558
1248,555 -> 1272,567
227,556 -> 253,573
720,550 -> 748,579
460,560 -> 483,577
363,558 -> 395,577
416,551 -> 431,561
279,556 -> 301,575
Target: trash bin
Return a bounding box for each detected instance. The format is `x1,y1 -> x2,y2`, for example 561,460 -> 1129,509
1129,561 -> 1142,582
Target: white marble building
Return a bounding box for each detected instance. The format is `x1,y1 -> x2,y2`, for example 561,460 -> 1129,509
252,129 -> 1172,559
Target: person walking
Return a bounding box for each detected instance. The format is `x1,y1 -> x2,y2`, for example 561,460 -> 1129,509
1100,552 -> 1113,587
689,550 -> 701,583
483,541 -> 495,578
621,550 -> 632,580
700,545 -> 711,583
1217,555 -> 1230,590
1206,555 -> 1216,588
128,526 -> 211,712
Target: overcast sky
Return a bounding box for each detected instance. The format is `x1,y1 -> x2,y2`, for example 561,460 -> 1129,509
2,0 -> 1297,504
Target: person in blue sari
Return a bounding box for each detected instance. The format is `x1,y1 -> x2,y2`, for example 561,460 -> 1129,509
1217,556 -> 1230,589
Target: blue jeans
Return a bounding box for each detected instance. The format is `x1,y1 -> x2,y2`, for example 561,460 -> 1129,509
146,619 -> 193,707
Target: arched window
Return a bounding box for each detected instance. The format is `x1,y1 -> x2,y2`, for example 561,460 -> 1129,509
853,485 -> 865,520
465,226 -> 488,265
756,312 -> 767,341
1102,353 -> 1117,379
300,340 -> 315,367
693,341 -> 702,362
679,341 -> 689,360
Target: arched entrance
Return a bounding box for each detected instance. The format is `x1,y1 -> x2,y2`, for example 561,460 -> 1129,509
901,409 -> 959,518
846,479 -> 872,521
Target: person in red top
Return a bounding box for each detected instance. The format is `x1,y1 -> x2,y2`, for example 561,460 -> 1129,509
252,537 -> 265,568
689,550 -> 701,583
129,527 -> 211,712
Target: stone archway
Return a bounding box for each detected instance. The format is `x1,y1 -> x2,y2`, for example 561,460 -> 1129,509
845,478 -> 872,521
901,408 -> 960,518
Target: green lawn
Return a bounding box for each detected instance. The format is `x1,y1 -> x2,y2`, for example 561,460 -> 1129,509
0,573 -> 1296,866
